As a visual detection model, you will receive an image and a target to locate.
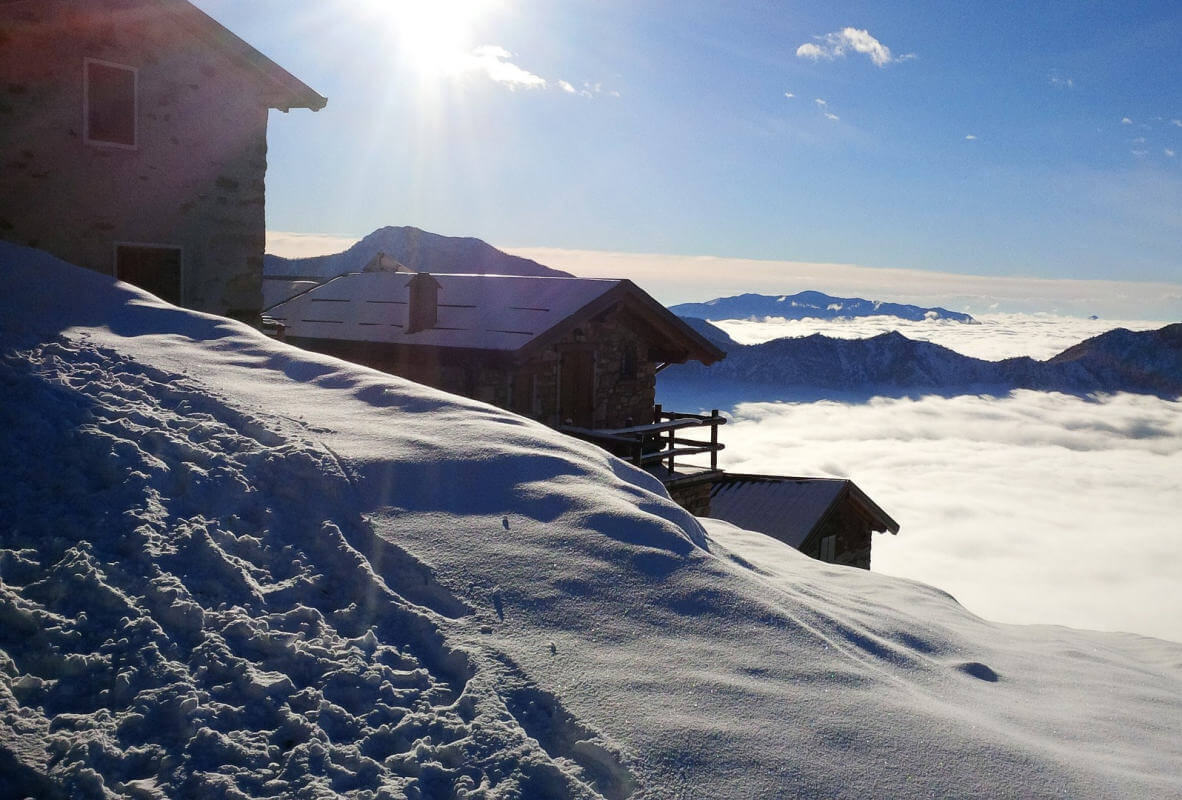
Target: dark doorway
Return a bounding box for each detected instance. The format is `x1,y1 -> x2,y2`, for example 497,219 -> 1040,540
115,245 -> 182,305
559,349 -> 595,427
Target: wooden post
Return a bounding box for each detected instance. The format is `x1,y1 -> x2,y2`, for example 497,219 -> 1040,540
710,409 -> 719,471
653,403 -> 662,424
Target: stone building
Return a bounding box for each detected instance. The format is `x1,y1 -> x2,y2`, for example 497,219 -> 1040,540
0,0 -> 325,320
263,271 -> 724,429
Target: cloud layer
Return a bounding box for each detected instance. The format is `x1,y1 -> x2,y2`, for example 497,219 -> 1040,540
505,245 -> 1182,319
796,28 -> 908,67
266,230 -> 364,259
718,389 -> 1182,642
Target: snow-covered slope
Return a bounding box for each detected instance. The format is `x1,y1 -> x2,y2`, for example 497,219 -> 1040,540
671,291 -> 975,322
2,242 -> 1181,799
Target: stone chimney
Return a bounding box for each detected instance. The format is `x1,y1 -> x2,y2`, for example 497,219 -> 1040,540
405,272 -> 442,334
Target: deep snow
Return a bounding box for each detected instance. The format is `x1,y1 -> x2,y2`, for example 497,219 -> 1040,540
2,242 -> 1181,799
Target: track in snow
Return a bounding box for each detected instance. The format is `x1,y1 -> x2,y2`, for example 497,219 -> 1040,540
0,335 -> 630,799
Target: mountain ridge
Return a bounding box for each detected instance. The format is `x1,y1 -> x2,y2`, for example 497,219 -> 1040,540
663,320 -> 1182,399
265,225 -> 572,279
671,291 -> 975,323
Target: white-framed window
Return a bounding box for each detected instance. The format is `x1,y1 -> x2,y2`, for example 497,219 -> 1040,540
84,58 -> 137,148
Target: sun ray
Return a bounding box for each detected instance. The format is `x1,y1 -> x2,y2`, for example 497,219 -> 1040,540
356,0 -> 502,78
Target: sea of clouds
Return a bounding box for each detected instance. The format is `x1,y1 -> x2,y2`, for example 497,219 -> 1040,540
712,312 -> 1174,360
705,314 -> 1182,643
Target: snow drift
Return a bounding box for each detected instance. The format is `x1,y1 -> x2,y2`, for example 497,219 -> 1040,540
2,242 -> 1180,799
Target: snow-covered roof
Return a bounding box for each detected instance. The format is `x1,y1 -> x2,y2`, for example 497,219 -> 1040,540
710,474 -> 898,548
710,476 -> 849,548
262,278 -> 319,309
264,271 -> 707,356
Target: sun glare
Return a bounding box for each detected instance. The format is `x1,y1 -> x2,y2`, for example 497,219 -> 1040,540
365,0 -> 501,77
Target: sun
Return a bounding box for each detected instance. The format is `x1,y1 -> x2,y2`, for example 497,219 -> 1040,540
362,0 -> 501,77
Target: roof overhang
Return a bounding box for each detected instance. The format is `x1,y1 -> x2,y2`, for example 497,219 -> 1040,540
0,0 -> 330,111
166,0 -> 327,111
842,481 -> 900,535
521,280 -> 726,366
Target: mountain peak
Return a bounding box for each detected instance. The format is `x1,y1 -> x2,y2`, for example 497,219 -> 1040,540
265,226 -> 571,280
671,292 -> 975,323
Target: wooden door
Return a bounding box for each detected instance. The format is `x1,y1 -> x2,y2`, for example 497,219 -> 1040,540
116,245 -> 182,305
559,350 -> 595,427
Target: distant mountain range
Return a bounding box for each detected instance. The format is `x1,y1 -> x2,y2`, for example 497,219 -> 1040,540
670,291 -> 975,323
661,322 -> 1182,400
265,226 -> 571,279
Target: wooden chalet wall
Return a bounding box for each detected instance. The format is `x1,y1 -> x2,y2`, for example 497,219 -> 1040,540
800,501 -> 875,570
297,303 -> 660,429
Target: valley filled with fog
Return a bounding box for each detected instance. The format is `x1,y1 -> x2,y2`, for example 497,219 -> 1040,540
673,314 -> 1182,642
714,312 -> 1174,360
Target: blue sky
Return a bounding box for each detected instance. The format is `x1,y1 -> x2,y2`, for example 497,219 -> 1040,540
195,0 -> 1182,289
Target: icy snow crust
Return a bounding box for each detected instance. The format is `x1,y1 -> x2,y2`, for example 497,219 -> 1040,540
2,242 -> 1181,799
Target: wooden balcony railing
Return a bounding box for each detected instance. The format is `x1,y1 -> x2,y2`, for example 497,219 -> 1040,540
559,405 -> 726,473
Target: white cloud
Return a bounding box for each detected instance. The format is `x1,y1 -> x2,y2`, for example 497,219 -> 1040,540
586,81 -> 620,97
1121,117 -> 1133,125
811,98 -> 839,120
1132,136 -> 1147,144
500,245 -> 1182,319
784,91 -> 795,99
1167,149 -> 1177,158
964,134 -> 977,140
1172,119 -> 1182,127
1131,149 -> 1149,157
796,42 -> 826,61
556,80 -> 619,99
266,230 -> 361,258
795,27 -> 906,68
464,45 -> 547,89
1049,73 -> 1074,90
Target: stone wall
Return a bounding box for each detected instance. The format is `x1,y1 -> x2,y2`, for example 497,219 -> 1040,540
588,310 -> 658,428
0,0 -> 272,319
666,478 -> 713,517
503,307 -> 658,428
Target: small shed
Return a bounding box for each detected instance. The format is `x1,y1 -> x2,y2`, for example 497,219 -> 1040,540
708,474 -> 899,569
